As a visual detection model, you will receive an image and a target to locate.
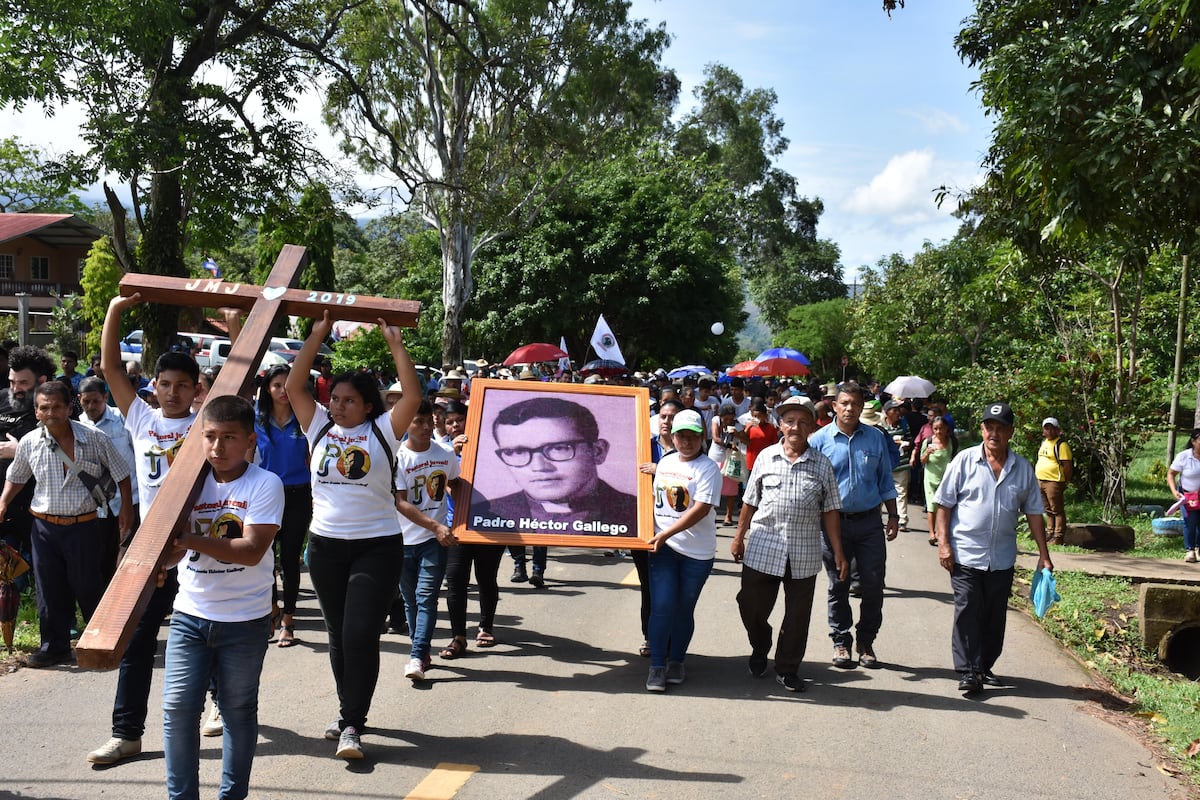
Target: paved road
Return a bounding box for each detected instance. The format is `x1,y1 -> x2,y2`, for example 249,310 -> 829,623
0,507 -> 1188,799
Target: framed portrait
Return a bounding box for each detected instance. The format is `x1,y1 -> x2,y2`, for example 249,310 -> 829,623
451,379 -> 653,549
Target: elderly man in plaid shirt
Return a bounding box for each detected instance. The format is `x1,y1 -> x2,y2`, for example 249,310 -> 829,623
0,381 -> 132,667
731,395 -> 848,692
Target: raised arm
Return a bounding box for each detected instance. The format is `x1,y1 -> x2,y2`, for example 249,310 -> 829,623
102,293 -> 141,415
285,312 -> 330,431
379,319 -> 421,440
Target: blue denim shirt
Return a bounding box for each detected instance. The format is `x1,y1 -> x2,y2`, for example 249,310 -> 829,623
808,422 -> 897,514
934,444 -> 1044,570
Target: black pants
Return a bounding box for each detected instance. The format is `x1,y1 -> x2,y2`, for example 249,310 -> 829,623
737,565 -> 817,674
273,485 -> 313,615
632,548 -> 650,639
308,532 -> 403,730
445,543 -> 504,636
30,516 -> 104,653
112,569 -> 178,739
950,564 -> 1014,675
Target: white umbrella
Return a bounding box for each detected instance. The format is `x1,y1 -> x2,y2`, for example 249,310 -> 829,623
884,375 -> 935,398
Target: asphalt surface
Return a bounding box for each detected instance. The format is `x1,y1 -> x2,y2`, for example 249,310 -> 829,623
0,505 -> 1189,800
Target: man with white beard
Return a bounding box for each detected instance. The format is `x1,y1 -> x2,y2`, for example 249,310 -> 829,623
0,345 -> 54,556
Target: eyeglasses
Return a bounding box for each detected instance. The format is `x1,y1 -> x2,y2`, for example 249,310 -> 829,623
495,439 -> 592,468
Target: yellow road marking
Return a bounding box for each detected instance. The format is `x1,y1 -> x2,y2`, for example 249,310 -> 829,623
404,763 -> 479,799
620,566 -> 640,586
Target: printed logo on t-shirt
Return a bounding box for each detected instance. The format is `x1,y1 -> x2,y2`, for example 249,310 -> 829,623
188,510 -> 244,568
145,435 -> 186,481
656,483 -> 691,513
317,442 -> 371,480
410,470 -> 449,505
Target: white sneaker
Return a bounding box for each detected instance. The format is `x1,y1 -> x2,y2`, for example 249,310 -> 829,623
323,719 -> 342,741
201,704 -> 223,737
1185,549 -> 1197,563
404,657 -> 426,681
87,736 -> 141,764
336,726 -> 363,759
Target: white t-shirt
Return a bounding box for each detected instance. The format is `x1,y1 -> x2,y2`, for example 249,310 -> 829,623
693,394 -> 720,433
174,463 -> 284,622
306,406 -> 402,540
395,440 -> 460,545
124,397 -> 195,511
1172,448 -> 1200,493
653,451 -> 722,560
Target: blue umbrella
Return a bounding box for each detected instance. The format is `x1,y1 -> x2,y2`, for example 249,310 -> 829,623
668,364 -> 709,379
756,347 -> 810,365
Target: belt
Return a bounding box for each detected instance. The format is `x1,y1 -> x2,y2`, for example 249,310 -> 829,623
32,510 -> 98,526
839,509 -> 878,521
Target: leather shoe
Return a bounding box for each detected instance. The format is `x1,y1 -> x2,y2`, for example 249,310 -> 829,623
957,672 -> 983,693
832,645 -> 856,668
26,649 -> 72,668
510,565 -> 529,583
979,670 -> 1003,687
776,672 -> 805,692
857,645 -> 881,669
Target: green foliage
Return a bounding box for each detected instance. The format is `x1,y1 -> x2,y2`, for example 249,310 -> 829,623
79,237 -> 124,355
776,298 -> 851,379
467,146 -> 745,367
47,294 -> 84,358
329,327 -> 392,376
317,0 -> 672,365
0,136 -> 90,213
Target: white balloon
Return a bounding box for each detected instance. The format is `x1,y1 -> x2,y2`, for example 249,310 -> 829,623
710,322 -> 724,335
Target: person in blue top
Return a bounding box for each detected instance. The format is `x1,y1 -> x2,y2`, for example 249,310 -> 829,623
808,381 -> 899,670
253,364 -> 313,649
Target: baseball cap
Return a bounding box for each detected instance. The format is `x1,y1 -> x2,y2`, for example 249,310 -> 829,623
1042,417 -> 1060,428
884,399 -> 907,411
671,409 -> 705,434
776,395 -> 816,419
982,402 -> 1015,426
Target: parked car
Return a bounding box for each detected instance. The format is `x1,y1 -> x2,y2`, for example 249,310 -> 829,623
207,338 -> 289,374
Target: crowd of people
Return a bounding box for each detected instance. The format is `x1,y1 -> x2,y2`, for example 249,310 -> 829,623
5,302 -> 1181,799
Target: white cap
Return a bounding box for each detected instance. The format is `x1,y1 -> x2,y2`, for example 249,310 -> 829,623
1042,417 -> 1060,429
671,410 -> 705,434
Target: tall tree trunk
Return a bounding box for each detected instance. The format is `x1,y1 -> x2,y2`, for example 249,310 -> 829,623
440,217 -> 475,369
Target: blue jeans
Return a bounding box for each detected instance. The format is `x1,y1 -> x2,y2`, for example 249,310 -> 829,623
400,538 -> 447,662
648,545 -> 714,668
822,514 -> 887,650
162,611 -> 270,800
1184,506 -> 1200,551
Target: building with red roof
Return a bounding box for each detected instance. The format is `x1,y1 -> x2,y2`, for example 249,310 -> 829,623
0,213 -> 104,312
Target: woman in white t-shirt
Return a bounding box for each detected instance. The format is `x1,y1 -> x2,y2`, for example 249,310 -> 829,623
286,312 -> 420,760
645,409 -> 722,693
1168,428 -> 1200,563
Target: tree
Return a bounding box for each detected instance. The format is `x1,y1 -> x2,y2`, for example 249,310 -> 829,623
287,0 -> 672,367
675,65 -> 845,334
467,146 -> 745,367
256,185 -> 342,337
79,237 -> 125,356
0,1 -> 334,366
775,298 -> 851,380
0,136 -> 90,214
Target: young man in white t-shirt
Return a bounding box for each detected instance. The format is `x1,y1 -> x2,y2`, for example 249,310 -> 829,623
394,400 -> 459,681
88,294 -> 202,766
161,395 -> 284,800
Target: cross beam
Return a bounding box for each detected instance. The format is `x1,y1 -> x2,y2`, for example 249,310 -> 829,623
75,245 -> 421,668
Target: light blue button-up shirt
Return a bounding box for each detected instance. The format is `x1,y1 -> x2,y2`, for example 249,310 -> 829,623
934,444 -> 1044,570
808,422 -> 897,514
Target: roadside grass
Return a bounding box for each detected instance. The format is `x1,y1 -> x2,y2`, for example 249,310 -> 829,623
1013,569 -> 1200,780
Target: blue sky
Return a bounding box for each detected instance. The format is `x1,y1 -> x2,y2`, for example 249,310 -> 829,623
4,1 -> 988,281
629,0 -> 989,278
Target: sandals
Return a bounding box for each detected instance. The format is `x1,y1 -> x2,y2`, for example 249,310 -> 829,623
638,641 -> 650,658
475,629 -> 496,648
928,536 -> 938,547
440,636 -> 468,659
277,625 -> 296,648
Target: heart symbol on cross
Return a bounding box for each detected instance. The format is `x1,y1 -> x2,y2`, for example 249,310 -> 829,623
262,286 -> 287,301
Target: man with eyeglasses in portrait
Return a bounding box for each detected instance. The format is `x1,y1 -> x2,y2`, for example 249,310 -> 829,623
471,397 -> 639,536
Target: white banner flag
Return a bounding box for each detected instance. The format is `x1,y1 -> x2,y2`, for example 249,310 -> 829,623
558,336 -> 571,373
590,314 -> 625,365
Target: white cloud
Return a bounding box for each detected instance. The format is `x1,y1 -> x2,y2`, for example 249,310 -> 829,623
732,22 -> 772,40
842,149 -> 939,219
900,107 -> 969,135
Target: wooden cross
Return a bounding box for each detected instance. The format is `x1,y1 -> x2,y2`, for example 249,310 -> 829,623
75,245 -> 421,669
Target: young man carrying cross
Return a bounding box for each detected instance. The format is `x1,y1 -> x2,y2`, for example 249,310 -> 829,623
87,293 -> 204,765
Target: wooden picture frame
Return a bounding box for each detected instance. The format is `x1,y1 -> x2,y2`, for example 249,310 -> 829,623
451,379 -> 653,549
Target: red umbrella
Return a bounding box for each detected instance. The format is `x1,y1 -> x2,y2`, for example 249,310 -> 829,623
502,342 -> 569,366
725,360 -> 759,377
750,357 -> 810,377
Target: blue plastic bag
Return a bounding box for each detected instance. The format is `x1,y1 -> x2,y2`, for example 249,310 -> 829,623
1030,567 -> 1060,618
